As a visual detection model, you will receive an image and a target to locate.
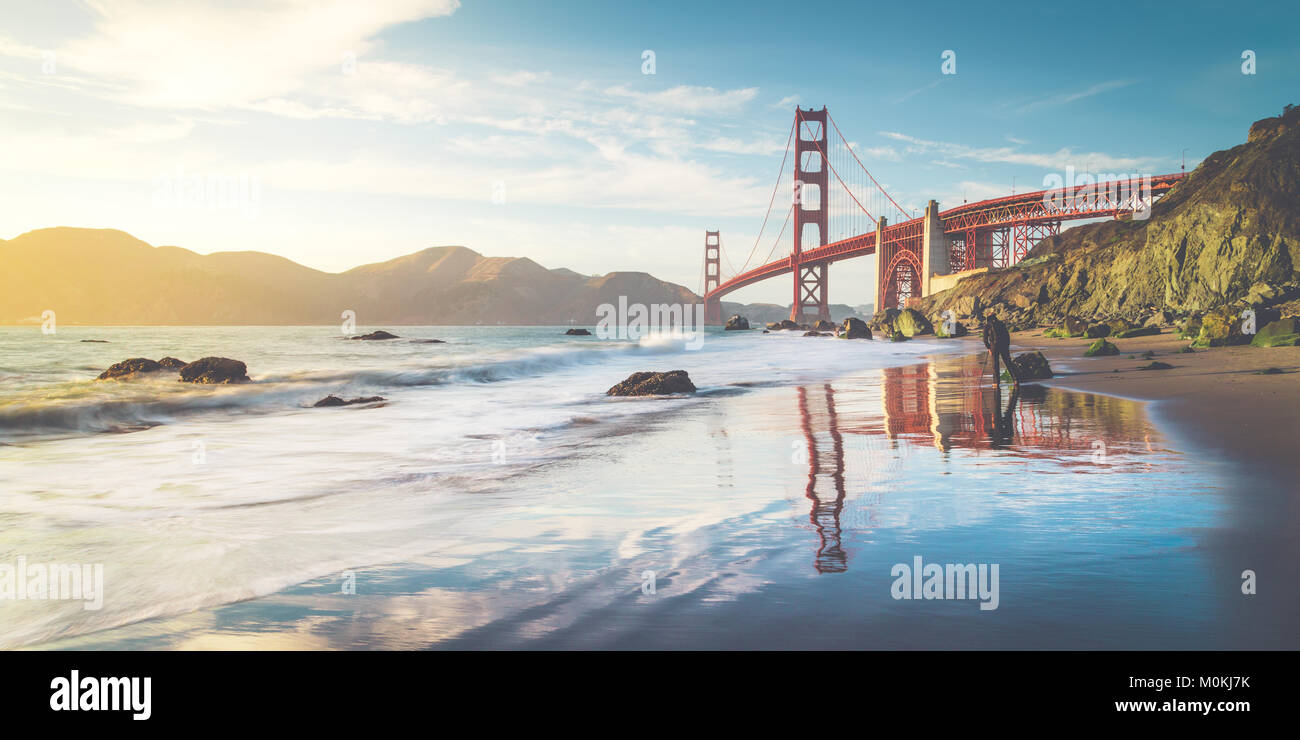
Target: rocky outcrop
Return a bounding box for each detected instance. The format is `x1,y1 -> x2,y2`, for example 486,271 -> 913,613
565,328 -> 592,335
1138,361 -> 1174,370
178,357 -> 250,384
313,395 -> 386,407
157,357 -> 188,369
96,358 -> 164,380
606,370 -> 696,396
918,105 -> 1300,331
410,338 -> 446,344
839,317 -> 872,339
351,330 -> 399,340
812,319 -> 836,332
803,330 -> 828,337
1011,351 -> 1053,379
725,314 -> 750,330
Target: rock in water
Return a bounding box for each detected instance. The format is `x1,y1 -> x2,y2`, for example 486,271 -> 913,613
812,319 -> 836,332
1084,339 -> 1120,356
96,358 -> 164,380
157,356 -> 188,369
725,315 -> 750,331
1011,351 -> 1053,379
606,370 -> 696,396
565,328 -> 592,335
839,317 -> 872,339
765,319 -> 800,331
178,357 -> 250,384
314,395 -> 386,407
896,308 -> 933,337
410,339 -> 446,344
351,330 -> 399,340
803,330 -> 827,337
80,339 -> 110,343
1251,317 -> 1300,347
1138,361 -> 1174,370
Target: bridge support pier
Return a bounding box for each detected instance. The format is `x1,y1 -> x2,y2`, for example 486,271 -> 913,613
872,216 -> 887,316
920,199 -> 948,298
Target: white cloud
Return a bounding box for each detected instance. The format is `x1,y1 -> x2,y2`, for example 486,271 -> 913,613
1011,79 -> 1137,114
878,130 -> 1162,171
602,84 -> 759,113
58,0 -> 460,110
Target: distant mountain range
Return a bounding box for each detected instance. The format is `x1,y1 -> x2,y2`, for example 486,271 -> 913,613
0,227 -> 866,326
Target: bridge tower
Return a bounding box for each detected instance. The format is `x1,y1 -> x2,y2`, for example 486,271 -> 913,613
790,107 -> 830,324
703,231 -> 722,324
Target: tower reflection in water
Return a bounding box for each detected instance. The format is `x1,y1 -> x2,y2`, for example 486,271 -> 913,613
794,353 -> 1158,574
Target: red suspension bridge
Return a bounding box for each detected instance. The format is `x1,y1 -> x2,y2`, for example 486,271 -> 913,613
701,107 -> 1185,324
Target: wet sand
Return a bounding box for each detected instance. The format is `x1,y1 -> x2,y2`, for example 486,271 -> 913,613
999,329 -> 1300,645
1004,329 -> 1300,477
41,344 -> 1288,650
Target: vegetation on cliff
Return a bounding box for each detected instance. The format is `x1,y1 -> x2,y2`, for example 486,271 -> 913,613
919,104 -> 1300,331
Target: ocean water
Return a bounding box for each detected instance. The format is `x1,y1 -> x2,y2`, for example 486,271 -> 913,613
0,325 -> 1247,649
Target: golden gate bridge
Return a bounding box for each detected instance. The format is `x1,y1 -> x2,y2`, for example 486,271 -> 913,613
701,106 -> 1185,324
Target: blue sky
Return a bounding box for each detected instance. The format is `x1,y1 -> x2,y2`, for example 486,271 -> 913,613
1,0 -> 1296,305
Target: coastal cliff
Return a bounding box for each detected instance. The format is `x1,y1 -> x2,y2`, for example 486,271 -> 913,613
919,105 -> 1300,329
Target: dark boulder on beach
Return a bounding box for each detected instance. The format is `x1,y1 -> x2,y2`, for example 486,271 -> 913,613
96,357 -> 164,380
839,317 -> 872,339
724,314 -> 750,330
157,356 -> 188,369
313,395 -> 386,407
565,328 -> 592,335
178,357 -> 250,384
351,330 -> 399,340
1115,325 -> 1160,338
1251,317 -> 1300,347
1011,351 -> 1053,379
1084,339 -> 1119,356
1138,361 -> 1174,370
935,318 -> 968,338
895,308 -> 933,337
606,370 -> 696,396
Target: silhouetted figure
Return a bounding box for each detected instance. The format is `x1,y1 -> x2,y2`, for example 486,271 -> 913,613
981,313 -> 1020,388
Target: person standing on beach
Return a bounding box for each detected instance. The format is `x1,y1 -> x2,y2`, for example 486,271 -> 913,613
981,312 -> 1020,388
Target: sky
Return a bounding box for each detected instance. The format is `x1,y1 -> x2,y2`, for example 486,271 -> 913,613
0,0 -> 1296,306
